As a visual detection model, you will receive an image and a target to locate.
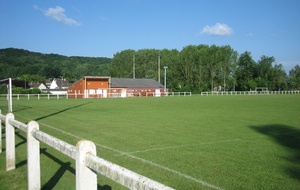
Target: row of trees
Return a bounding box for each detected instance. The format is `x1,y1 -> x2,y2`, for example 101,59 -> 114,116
1,47 -> 299,92
109,45 -> 298,92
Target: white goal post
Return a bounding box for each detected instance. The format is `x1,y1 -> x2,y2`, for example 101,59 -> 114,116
0,78 -> 12,112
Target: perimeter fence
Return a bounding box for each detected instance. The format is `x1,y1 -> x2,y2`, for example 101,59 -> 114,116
0,92 -> 192,100
201,90 -> 300,96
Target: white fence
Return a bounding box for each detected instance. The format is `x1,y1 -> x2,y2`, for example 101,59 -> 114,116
201,90 -> 300,96
0,92 -> 192,100
0,94 -> 68,100
146,92 -> 192,97
0,111 -> 174,190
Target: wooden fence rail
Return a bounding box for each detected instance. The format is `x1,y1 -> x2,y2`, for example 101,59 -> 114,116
0,112 -> 174,190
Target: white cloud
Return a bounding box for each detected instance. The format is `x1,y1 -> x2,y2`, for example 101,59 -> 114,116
35,5 -> 81,26
200,23 -> 233,36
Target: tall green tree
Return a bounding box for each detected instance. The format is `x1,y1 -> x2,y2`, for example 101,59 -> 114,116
289,65 -> 300,90
272,64 -> 287,90
255,55 -> 275,88
219,45 -> 238,91
135,49 -> 159,79
236,51 -> 256,90
206,45 -> 220,91
109,49 -> 136,78
179,45 -> 199,91
196,45 -> 210,92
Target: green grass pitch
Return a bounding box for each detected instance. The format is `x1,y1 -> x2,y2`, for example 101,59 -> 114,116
0,95 -> 300,189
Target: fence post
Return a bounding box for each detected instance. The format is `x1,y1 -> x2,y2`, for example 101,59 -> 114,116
5,113 -> 15,171
27,121 -> 41,190
76,140 -> 97,190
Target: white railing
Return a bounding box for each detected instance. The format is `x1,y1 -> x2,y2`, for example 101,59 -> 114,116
201,90 -> 300,96
146,92 -> 192,97
0,92 -> 192,100
0,112 -> 174,190
0,94 -> 68,100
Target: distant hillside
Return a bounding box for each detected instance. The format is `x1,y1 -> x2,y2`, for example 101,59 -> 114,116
0,48 -> 112,82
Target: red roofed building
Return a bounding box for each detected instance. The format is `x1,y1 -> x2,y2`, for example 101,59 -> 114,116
67,76 -> 167,98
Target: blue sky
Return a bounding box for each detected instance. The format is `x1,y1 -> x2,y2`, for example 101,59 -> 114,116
1,0 -> 299,72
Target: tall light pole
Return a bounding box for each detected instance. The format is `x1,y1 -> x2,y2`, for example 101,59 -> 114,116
133,54 -> 135,79
163,66 -> 168,93
158,51 -> 161,83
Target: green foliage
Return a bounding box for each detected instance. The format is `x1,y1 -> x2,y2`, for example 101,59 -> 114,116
235,53 -> 289,91
0,84 -> 7,94
236,51 -> 256,90
11,87 -> 41,94
289,65 -> 300,90
1,47 -> 297,92
31,88 -> 42,94
0,48 -> 111,82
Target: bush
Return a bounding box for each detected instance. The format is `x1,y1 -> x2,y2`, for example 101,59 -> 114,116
30,88 -> 41,94
12,87 -> 41,94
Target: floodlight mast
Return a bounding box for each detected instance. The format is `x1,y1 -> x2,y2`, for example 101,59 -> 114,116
158,52 -> 161,83
163,66 -> 168,93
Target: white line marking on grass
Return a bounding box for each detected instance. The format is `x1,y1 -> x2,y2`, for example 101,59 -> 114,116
116,138 -> 243,156
15,114 -> 126,154
15,114 -> 224,190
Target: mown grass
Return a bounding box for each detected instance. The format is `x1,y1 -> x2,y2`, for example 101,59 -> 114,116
0,95 -> 300,189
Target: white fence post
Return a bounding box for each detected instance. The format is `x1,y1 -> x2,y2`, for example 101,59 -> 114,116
27,121 -> 41,190
76,140 -> 97,190
5,113 -> 15,171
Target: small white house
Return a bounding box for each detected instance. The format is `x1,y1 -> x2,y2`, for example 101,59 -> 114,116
29,83 -> 47,90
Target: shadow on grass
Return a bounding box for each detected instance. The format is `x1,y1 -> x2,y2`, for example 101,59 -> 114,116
1,130 -> 27,153
250,124 -> 300,181
1,128 -> 4,140
34,102 -> 91,122
15,131 -> 27,148
40,148 -> 111,190
12,105 -> 32,113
